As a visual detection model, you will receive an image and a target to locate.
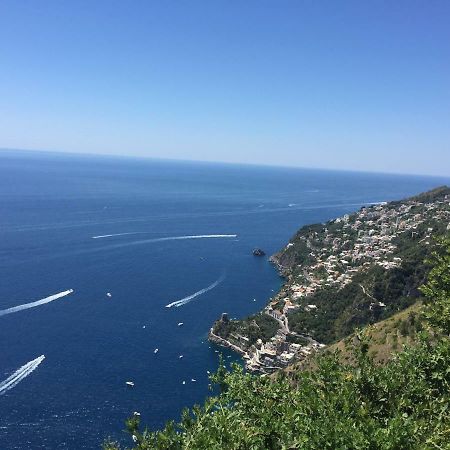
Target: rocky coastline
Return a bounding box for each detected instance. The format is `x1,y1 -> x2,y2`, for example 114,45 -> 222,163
208,329 -> 249,358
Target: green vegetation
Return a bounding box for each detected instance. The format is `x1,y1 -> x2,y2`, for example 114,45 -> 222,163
212,312 -> 280,347
211,187 -> 449,358
287,246 -> 432,344
305,302 -> 425,367
391,185 -> 450,205
420,236 -> 450,335
280,188 -> 450,345
105,236 -> 450,450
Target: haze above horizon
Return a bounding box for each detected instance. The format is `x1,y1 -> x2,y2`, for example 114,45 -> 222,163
1,1 -> 449,176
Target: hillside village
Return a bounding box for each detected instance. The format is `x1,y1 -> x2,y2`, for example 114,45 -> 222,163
210,186 -> 450,373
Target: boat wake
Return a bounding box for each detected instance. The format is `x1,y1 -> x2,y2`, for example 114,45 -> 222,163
0,290 -> 74,317
91,232 -> 144,239
165,273 -> 226,308
0,355 -> 45,395
92,233 -> 237,242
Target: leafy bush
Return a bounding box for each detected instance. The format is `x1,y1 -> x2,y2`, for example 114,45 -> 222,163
420,236 -> 450,335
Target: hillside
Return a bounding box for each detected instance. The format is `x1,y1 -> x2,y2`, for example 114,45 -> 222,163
210,186 -> 450,372
105,235 -> 450,449
288,301 -> 425,375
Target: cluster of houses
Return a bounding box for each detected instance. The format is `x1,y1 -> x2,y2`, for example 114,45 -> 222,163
212,191 -> 450,373
271,193 -> 450,315
210,312 -> 324,373
249,193 -> 450,371
243,329 -> 324,373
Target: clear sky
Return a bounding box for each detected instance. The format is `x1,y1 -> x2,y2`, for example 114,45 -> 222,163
1,1 -> 449,176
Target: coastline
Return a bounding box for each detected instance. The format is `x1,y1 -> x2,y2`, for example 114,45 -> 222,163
208,257 -> 324,373
209,186 -> 450,373
208,330 -> 249,358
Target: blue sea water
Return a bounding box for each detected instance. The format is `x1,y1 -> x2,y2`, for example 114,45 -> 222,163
0,150 -> 448,449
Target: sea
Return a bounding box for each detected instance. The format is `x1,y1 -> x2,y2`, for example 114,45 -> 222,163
0,150 -> 448,449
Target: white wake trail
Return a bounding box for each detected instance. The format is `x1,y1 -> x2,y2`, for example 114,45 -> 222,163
91,232 -> 144,239
0,290 -> 74,317
153,234 -> 237,243
0,355 -> 45,395
92,233 -> 237,241
165,274 -> 226,308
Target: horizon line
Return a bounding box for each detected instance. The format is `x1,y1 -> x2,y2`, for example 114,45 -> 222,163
0,146 -> 449,180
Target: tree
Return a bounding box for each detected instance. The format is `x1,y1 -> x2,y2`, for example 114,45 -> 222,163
420,236 -> 450,334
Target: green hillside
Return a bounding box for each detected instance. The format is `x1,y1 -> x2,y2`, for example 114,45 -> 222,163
105,236 -> 450,449
209,187 -> 450,374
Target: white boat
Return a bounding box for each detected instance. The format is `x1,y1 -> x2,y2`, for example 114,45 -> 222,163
191,378 -> 196,382
154,348 -> 159,354
177,322 -> 184,326
182,381 -> 186,385
126,381 -> 135,387
106,292 -> 112,297
179,355 -> 183,359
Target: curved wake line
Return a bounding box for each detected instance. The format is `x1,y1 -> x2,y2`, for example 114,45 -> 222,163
165,274 -> 226,308
92,233 -> 237,241
0,355 -> 45,395
0,290 -> 74,317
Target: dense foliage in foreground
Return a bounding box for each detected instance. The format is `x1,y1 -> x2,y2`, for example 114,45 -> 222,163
105,237 -> 450,450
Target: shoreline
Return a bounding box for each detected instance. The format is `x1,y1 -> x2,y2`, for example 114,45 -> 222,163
208,186 -> 450,373
208,330 -> 250,358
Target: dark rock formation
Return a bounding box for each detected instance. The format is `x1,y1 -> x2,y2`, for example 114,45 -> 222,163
252,248 -> 266,256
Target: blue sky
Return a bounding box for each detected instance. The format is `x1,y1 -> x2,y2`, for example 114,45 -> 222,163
0,1 -> 449,176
